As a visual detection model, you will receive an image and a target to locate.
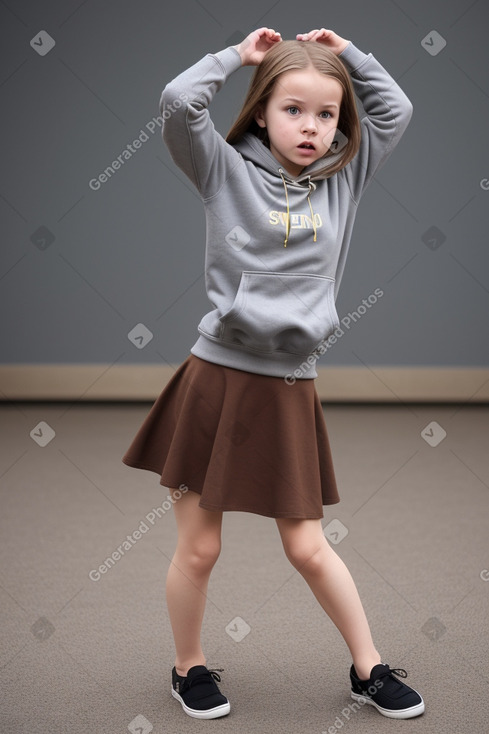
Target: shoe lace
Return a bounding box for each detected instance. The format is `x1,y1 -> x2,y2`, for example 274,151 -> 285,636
188,668 -> 224,688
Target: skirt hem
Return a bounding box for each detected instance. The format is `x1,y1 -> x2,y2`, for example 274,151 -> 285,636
121,457 -> 339,520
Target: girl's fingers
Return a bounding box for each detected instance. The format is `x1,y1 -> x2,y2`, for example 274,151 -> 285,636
297,29 -> 320,37
297,28 -> 332,42
251,27 -> 281,48
316,28 -> 332,40
266,28 -> 281,40
256,27 -> 280,37
239,27 -> 281,64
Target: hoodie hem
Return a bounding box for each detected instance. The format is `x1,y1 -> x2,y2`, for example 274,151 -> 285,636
190,335 -> 318,380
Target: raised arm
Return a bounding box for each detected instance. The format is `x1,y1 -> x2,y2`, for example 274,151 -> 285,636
339,41 -> 413,201
299,29 -> 413,202
159,47 -> 242,197
159,28 -> 281,198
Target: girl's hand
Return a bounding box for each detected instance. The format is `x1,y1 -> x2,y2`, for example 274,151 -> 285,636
296,28 -> 350,56
234,27 -> 282,66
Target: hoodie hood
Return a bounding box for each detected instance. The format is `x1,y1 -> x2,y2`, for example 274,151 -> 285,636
232,132 -> 343,184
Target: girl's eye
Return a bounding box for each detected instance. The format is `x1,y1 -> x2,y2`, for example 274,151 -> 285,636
320,111 -> 332,119
287,106 -> 300,115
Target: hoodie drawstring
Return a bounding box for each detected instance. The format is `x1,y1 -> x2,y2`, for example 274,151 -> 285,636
279,170 -> 291,246
279,169 -> 317,246
307,180 -> 318,243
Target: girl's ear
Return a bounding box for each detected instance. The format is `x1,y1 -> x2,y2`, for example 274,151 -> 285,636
254,106 -> 267,129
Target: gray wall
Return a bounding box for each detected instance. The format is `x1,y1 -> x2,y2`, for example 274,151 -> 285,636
1,0 -> 488,368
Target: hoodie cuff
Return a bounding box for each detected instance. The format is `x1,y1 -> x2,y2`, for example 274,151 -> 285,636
338,41 -> 371,72
214,46 -> 243,75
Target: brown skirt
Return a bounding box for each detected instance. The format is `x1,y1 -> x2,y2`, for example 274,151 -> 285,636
121,354 -> 340,519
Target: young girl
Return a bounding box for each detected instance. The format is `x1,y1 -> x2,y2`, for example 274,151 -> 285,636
122,27 -> 424,722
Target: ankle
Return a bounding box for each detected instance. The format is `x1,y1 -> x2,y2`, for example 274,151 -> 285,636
353,653 -> 382,681
175,658 -> 206,677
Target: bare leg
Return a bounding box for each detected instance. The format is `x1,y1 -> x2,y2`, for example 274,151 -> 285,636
276,517 -> 381,680
166,489 -> 223,676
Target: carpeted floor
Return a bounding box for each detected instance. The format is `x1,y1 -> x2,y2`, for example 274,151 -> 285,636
1,400 -> 488,733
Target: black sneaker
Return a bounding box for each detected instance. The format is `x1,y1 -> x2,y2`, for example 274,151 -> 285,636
171,665 -> 230,719
350,663 -> 425,719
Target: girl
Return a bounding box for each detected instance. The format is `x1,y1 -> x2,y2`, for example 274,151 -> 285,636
122,27 -> 424,722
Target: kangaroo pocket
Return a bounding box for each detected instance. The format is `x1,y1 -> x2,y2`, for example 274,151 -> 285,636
218,271 -> 340,356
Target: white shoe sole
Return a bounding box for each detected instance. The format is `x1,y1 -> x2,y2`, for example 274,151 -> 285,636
172,687 -> 231,719
351,690 -> 425,719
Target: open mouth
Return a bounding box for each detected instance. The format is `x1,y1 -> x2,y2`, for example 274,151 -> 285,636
298,141 -> 316,150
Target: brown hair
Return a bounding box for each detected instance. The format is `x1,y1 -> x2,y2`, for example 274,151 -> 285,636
226,40 -> 361,178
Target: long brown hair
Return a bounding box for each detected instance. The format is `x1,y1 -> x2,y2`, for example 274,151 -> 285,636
226,40 -> 361,178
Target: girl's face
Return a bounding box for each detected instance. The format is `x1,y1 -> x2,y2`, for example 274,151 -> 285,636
255,66 -> 343,177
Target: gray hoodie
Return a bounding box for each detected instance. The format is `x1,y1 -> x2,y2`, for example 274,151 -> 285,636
160,41 -> 413,379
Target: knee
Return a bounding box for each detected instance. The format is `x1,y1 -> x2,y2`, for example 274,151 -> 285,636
283,541 -> 325,576
179,537 -> 221,574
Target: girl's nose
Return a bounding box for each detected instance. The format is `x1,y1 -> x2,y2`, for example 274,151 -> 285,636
301,115 -> 317,133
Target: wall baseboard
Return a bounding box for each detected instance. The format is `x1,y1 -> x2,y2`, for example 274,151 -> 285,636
1,365 -> 488,402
